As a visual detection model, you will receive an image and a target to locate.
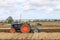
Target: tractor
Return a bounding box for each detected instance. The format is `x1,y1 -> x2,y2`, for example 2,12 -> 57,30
10,22 -> 40,33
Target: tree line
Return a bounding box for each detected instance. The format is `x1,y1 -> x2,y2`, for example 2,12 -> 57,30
0,16 -> 60,24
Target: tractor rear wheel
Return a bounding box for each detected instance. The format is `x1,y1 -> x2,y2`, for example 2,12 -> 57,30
20,24 -> 30,33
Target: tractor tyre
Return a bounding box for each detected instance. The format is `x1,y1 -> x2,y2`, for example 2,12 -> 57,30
10,28 -> 16,33
20,24 -> 30,33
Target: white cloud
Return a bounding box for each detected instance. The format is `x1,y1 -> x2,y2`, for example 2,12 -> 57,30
0,0 -> 60,16
0,0 -> 60,19
16,0 -> 27,3
55,5 -> 60,10
21,1 -> 30,10
27,0 -> 60,13
0,0 -> 16,6
45,7 -> 54,13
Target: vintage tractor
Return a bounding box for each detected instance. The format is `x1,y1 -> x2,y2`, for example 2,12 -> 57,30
10,22 -> 40,33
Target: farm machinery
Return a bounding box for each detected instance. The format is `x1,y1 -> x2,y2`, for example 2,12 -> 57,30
10,22 -> 40,33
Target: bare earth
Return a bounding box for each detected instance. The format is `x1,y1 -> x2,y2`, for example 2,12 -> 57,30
0,32 -> 60,40
0,22 -> 60,40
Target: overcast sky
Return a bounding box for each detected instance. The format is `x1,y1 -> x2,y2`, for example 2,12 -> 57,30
0,0 -> 60,20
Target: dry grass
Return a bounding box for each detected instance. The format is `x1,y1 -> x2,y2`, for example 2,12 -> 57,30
0,21 -> 60,28
0,23 -> 11,28
30,22 -> 60,27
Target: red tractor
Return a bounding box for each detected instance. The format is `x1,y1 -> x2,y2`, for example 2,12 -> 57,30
10,22 -> 40,33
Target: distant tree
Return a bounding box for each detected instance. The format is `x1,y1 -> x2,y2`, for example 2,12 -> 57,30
6,16 -> 14,23
54,19 -> 57,21
58,20 -> 60,21
33,20 -> 40,22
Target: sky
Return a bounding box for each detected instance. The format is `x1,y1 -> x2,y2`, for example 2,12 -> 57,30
0,0 -> 60,20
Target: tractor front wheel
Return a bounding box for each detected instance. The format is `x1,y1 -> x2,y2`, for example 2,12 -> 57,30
10,28 -> 16,33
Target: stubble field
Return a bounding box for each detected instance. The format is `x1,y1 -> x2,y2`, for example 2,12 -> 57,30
0,21 -> 60,40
